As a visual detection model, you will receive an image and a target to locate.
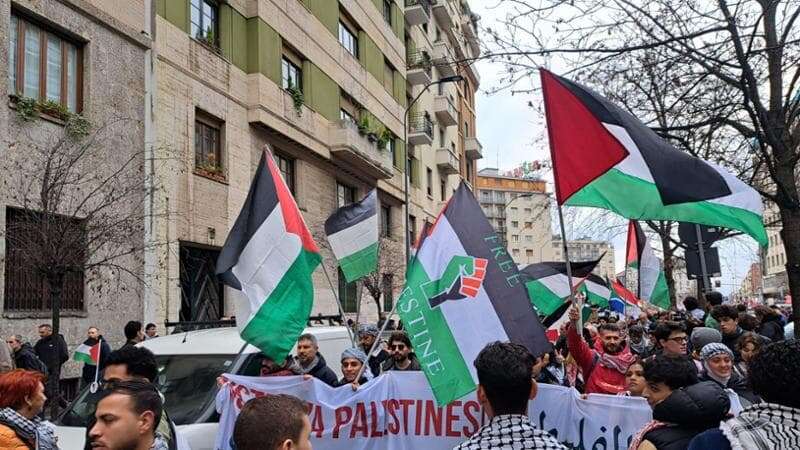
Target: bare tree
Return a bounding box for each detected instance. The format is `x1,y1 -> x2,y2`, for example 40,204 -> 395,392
360,238 -> 405,321
482,0 -> 800,334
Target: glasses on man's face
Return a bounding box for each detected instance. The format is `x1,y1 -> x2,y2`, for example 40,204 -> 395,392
668,336 -> 688,344
389,344 -> 406,351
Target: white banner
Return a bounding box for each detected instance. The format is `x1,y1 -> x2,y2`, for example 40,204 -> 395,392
215,372 -> 651,450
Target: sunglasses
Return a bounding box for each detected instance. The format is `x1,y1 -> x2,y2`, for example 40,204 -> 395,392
389,344 -> 406,351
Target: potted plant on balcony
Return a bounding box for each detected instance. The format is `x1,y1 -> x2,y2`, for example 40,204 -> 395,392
196,154 -> 225,182
377,128 -> 392,150
286,81 -> 304,117
357,114 -> 371,136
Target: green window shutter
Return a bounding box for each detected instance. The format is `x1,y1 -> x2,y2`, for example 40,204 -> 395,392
306,63 -> 340,122
394,139 -> 406,171
156,0 -> 167,18
393,71 -> 406,107
246,19 -> 281,84
391,3 -> 404,41
306,0 -> 339,36
361,35 -> 384,81
164,0 -> 189,32
219,5 -> 248,71
411,158 -> 420,187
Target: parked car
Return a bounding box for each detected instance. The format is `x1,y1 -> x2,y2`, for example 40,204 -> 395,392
55,326 -> 352,450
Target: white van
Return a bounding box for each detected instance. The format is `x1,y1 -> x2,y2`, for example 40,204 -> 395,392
55,326 -> 352,450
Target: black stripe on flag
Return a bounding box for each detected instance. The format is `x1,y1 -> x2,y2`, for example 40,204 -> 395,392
550,72 -> 732,205
324,189 -> 378,236
216,151 -> 279,290
444,182 -> 552,357
520,256 -> 605,281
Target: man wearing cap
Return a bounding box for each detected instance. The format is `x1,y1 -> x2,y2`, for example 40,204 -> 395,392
698,342 -> 759,406
357,324 -> 389,377
335,348 -> 370,390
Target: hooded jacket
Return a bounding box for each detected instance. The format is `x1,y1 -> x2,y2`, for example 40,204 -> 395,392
698,369 -> 760,406
566,323 -> 634,394
79,336 -> 112,384
757,315 -> 784,342
33,334 -> 68,370
643,381 -> 730,450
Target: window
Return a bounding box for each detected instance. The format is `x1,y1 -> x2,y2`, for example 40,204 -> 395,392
4,208 -> 86,311
426,168 -> 433,197
194,111 -> 223,176
511,221 -> 519,228
282,57 -> 302,91
439,128 -> 446,148
382,0 -> 393,26
383,59 -> 394,92
526,249 -> 534,257
440,178 -> 447,201
409,215 -> 417,247
337,182 -> 356,208
512,235 -> 519,242
526,236 -> 533,242
338,267 -> 358,312
387,138 -> 395,165
382,273 -> 394,311
340,109 -> 356,124
525,222 -> 533,228
8,14 -> 82,112
510,207 -> 518,212
381,205 -> 391,238
190,0 -> 219,45
482,191 -> 490,198
512,249 -> 520,257
338,21 -> 358,56
274,153 -> 295,194
464,121 -> 469,137
524,208 -> 532,214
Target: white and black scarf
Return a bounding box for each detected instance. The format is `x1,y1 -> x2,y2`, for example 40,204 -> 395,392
0,407 -> 57,450
720,403 -> 800,450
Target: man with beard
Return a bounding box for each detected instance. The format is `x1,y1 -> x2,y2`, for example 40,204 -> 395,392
357,324 -> 389,377
34,323 -> 68,415
566,306 -> 635,394
292,333 -> 337,386
80,327 -> 112,389
89,380 -> 163,450
381,331 -> 420,372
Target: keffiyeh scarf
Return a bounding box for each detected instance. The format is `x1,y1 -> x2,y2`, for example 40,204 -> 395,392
628,420 -> 668,450
0,407 -> 57,450
720,403 -> 800,450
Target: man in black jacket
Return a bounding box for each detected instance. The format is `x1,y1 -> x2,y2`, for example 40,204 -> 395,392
34,324 -> 69,415
79,326 -> 112,388
292,333 -> 337,386
7,334 -> 46,373
357,324 -> 389,377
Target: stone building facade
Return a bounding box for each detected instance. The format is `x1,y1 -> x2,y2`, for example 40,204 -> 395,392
552,238 -> 617,281
1,0 -> 150,378
476,168 -> 553,265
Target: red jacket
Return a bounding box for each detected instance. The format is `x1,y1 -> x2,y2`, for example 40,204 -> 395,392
566,324 -> 632,394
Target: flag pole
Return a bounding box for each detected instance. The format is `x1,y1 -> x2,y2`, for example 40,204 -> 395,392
90,338 -> 102,393
556,202 -> 581,330
320,264 -> 357,347
353,296 -> 399,384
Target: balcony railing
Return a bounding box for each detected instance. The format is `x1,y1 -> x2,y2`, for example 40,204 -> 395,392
405,0 -> 432,26
406,50 -> 432,86
408,113 -> 433,145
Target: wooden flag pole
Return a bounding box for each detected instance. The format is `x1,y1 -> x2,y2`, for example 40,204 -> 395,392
320,264 -> 357,347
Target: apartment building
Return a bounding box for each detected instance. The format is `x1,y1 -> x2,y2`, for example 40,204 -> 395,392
552,237 -> 616,280
762,202 -> 788,299
476,168 -> 553,265
1,0 -> 150,375
148,0 -> 481,326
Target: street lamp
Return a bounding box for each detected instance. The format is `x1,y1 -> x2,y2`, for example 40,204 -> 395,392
404,74 -> 464,263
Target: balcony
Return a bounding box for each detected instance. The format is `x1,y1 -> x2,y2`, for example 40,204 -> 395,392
406,50 -> 432,86
405,0 -> 432,26
464,136 -> 483,160
408,113 -> 434,146
436,147 -> 460,175
434,95 -> 458,127
432,0 -> 454,29
329,120 -> 394,179
432,41 -> 457,78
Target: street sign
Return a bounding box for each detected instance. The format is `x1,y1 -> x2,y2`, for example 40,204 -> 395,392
686,246 -> 721,279
678,222 -> 724,247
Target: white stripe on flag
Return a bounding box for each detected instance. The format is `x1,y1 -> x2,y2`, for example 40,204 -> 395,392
417,216 -> 510,384
327,214 -> 378,260
586,280 -> 610,298
536,273 -> 572,298
604,124 -> 655,183
231,207 -> 301,325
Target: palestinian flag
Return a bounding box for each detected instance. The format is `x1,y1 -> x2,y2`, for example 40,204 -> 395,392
521,256 -> 610,316
73,341 -> 101,365
216,150 -> 321,362
540,69 -> 767,246
397,182 -> 551,405
541,297 -> 594,342
324,189 -> 378,283
410,220 -> 433,260
626,220 -> 671,309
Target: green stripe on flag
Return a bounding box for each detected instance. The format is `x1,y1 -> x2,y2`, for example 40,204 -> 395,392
340,242 -> 378,283
649,271 -> 671,310
526,280 -> 566,316
241,249 -> 321,362
74,352 -> 95,365
398,260 -> 474,406
567,168 -> 768,246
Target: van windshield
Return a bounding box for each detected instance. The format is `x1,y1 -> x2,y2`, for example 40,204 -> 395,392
58,354 -> 237,427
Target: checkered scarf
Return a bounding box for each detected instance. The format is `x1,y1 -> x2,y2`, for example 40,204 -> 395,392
720,403 -> 800,450
0,407 -> 57,450
453,414 -> 566,449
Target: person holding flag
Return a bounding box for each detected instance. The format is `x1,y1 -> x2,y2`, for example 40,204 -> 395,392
74,326 -> 110,389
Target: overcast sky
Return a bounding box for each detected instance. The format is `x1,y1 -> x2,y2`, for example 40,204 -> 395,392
470,2 -> 761,296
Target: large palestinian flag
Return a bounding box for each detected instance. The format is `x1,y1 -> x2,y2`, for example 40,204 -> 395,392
216,150 -> 321,362
521,256 -> 610,315
626,220 -> 671,309
540,69 -> 767,246
74,341 -> 101,365
398,182 -> 551,405
324,189 -> 378,283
